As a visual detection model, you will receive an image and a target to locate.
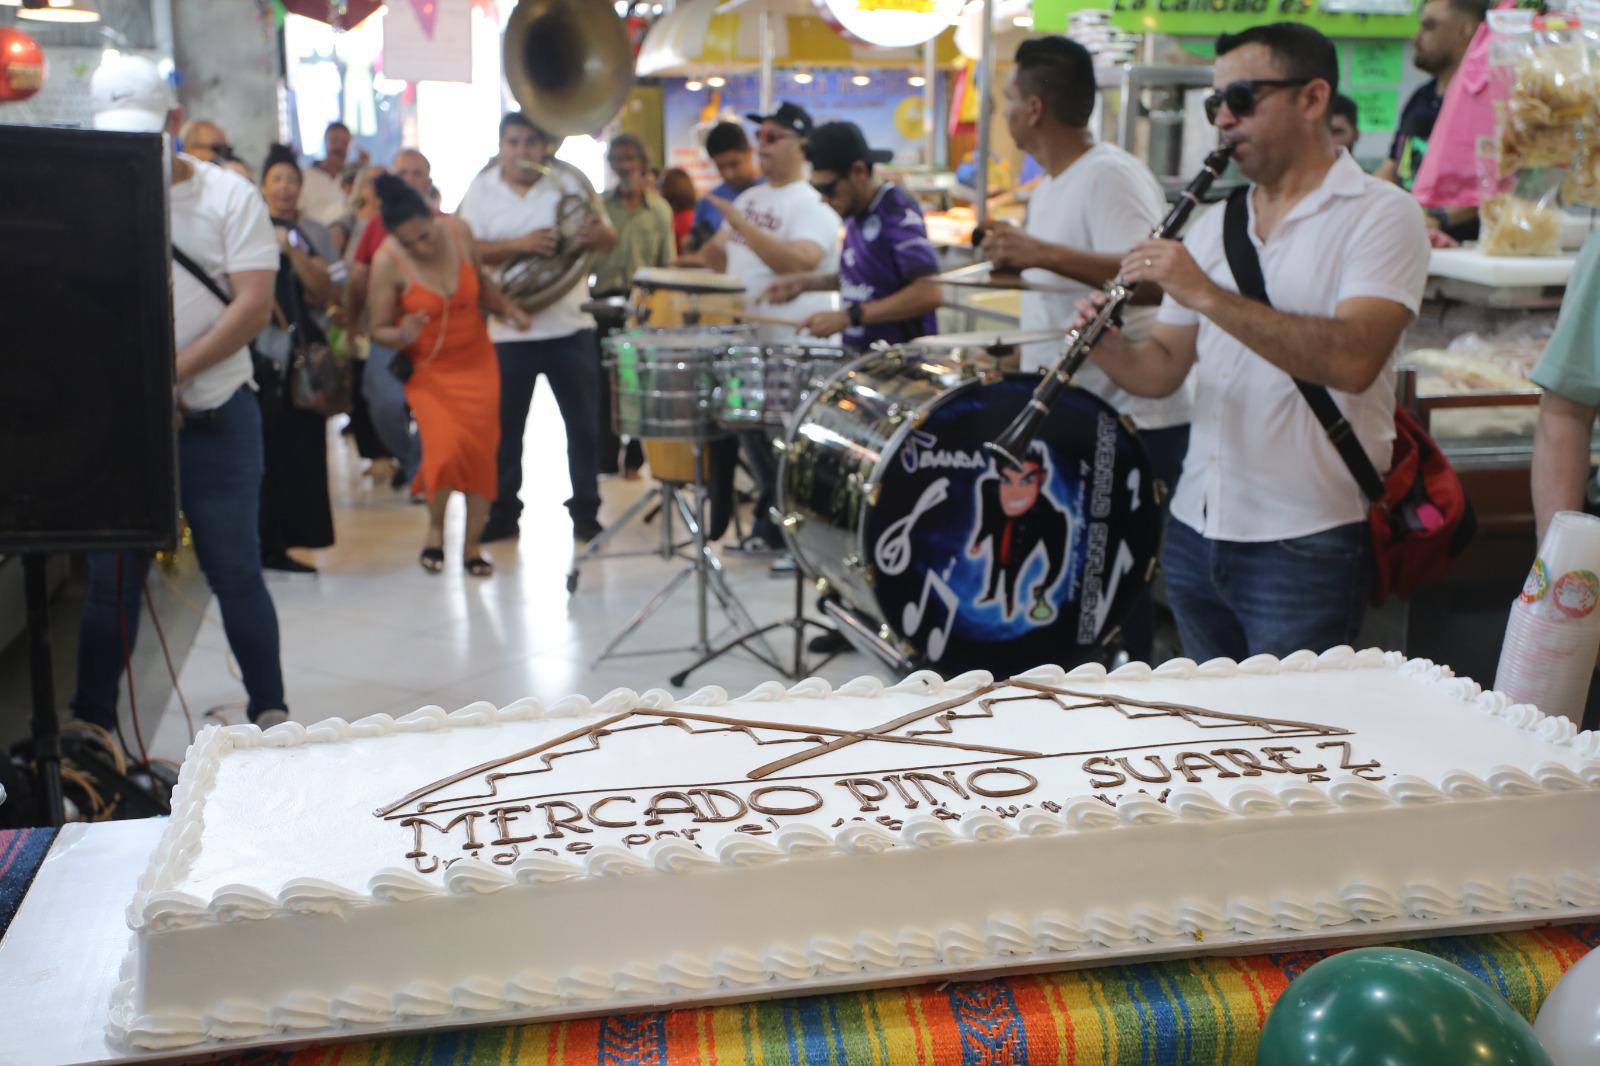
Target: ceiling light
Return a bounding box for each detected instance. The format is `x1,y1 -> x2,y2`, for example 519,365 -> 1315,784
1012,13 -> 1033,26
614,0 -> 628,13
19,0 -> 101,20
792,71 -> 813,85
685,80 -> 704,91
851,74 -> 870,87
908,75 -> 926,87
707,75 -> 725,87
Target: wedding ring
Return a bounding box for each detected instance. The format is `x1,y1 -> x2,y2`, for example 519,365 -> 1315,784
1143,258 -> 1153,268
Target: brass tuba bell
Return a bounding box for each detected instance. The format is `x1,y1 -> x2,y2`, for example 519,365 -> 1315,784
502,0 -> 635,138
497,0 -> 636,314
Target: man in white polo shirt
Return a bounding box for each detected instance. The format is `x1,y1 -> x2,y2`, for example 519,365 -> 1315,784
78,54 -> 289,731
458,112 -> 618,544
1075,23 -> 1429,661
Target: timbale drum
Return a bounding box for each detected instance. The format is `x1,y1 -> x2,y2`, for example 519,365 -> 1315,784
711,343 -> 850,430
601,326 -> 753,441
777,348 -> 1160,676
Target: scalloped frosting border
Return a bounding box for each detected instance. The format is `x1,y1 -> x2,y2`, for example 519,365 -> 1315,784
110,864 -> 1600,1050
126,646 -> 1600,934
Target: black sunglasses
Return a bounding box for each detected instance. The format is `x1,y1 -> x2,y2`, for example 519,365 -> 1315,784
810,176 -> 842,198
1203,79 -> 1309,124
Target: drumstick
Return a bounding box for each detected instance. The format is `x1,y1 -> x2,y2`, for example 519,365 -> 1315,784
733,311 -> 804,328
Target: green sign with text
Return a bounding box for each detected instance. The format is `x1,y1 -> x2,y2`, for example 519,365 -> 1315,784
1033,0 -> 1420,39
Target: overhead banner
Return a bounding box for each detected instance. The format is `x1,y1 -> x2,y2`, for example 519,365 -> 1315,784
1032,0 -> 1421,39
813,0 -> 966,48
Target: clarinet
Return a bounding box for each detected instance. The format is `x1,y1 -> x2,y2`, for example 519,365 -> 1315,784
983,143 -> 1236,471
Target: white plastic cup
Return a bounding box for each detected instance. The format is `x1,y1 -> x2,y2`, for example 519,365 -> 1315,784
1495,595 -> 1600,725
1523,511 -> 1600,622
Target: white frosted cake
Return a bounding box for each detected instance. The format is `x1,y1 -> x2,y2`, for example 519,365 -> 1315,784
111,648 -> 1600,1050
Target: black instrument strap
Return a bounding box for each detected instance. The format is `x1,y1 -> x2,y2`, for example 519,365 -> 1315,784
172,245 -> 234,307
1220,187 -> 1385,504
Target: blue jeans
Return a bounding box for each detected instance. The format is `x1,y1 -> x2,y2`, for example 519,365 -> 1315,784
1161,517 -> 1370,663
362,344 -> 421,482
73,387 -> 285,729
491,331 -> 602,527
1120,424 -> 1189,663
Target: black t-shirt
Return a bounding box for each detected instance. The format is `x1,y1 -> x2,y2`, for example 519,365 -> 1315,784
1387,80 -> 1444,191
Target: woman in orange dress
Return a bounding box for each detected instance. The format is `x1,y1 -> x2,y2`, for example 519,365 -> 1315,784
368,175 -> 530,576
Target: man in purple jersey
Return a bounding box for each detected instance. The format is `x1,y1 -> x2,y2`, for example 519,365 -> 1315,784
764,122 -> 942,350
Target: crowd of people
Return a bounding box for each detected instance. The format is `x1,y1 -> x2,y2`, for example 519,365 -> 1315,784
70,8 -> 1510,733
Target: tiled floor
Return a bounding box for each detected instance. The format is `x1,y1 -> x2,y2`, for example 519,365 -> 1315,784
144,388 -> 889,763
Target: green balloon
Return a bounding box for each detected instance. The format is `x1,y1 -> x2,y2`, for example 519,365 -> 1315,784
1256,947 -> 1554,1066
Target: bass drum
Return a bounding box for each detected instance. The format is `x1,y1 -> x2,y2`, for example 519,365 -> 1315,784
777,349 -> 1160,677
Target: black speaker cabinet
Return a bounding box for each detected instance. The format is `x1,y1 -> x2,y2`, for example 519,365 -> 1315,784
0,126 -> 179,553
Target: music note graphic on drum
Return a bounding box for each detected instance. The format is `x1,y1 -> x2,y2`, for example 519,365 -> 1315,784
875,477 -> 949,577
902,560 -> 959,662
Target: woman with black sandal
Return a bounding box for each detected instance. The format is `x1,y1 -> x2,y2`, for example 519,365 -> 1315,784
367,175 -> 529,576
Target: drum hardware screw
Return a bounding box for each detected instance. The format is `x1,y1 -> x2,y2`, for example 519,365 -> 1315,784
779,512 -> 804,531
865,484 -> 882,507
843,553 -> 861,571
815,578 -> 831,595
878,624 -> 894,641
771,437 -> 788,455
908,410 -> 929,430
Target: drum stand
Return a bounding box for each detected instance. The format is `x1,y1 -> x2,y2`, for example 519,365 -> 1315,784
670,560 -> 845,687
591,442 -> 784,673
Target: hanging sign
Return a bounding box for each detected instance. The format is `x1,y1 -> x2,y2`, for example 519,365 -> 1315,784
383,0 -> 471,83
813,0 -> 965,48
1032,0 -> 1421,39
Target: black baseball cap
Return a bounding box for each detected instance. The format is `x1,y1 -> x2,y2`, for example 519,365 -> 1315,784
804,121 -> 893,174
745,101 -> 815,137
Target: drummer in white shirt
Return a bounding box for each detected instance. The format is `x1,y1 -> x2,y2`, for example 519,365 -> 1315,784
677,102 -> 842,552
983,35 -> 1189,664
677,101 -> 842,343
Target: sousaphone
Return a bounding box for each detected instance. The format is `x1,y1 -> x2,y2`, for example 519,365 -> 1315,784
499,0 -> 636,312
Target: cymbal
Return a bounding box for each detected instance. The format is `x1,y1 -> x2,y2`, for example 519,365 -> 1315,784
580,295 -> 629,315
912,330 -> 1063,351
929,261 -> 1083,294
633,266 -> 746,294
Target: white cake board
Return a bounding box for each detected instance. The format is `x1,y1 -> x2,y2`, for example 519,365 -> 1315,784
4,819 -> 1598,1066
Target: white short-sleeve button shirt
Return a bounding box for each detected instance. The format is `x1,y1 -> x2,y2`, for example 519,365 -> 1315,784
1155,150 -> 1429,543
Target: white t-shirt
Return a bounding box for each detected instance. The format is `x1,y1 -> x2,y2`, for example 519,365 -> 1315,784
456,167 -> 594,343
169,155 -> 281,412
724,179 -> 842,342
298,163 -> 346,228
1020,143 -> 1192,430
1156,150 -> 1430,542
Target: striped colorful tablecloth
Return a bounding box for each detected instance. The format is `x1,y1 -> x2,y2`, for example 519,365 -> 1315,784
0,827 -> 57,940
218,923 -> 1599,1066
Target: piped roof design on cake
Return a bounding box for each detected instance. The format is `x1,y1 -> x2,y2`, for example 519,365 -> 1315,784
376,680 -> 1353,822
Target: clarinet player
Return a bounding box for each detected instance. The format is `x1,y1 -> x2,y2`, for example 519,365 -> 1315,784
1070,24 -> 1429,662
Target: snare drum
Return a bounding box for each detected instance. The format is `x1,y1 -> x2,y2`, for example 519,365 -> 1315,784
777,348 -> 1160,676
602,326 -> 753,441
711,344 -> 850,430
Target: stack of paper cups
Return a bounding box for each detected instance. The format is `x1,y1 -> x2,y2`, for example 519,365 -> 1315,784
1495,510 -> 1600,723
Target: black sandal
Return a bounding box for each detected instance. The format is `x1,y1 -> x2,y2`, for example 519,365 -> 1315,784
463,555 -> 493,577
419,547 -> 445,574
